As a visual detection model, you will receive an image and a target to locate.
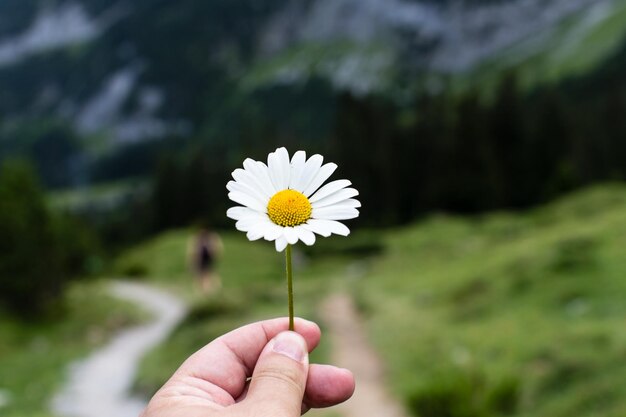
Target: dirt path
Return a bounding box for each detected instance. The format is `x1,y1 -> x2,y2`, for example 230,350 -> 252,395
319,292 -> 410,417
51,280 -> 187,417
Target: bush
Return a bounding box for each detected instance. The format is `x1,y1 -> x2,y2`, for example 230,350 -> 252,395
0,161 -> 97,318
119,262 -> 149,278
407,370 -> 520,417
550,236 -> 597,272
486,377 -> 520,415
408,371 -> 487,417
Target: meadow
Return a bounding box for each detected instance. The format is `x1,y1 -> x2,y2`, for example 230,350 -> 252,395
1,184 -> 625,416
120,184 -> 626,417
359,184 -> 626,417
0,283 -> 145,417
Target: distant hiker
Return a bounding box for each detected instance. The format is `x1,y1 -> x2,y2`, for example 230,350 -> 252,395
189,228 -> 223,293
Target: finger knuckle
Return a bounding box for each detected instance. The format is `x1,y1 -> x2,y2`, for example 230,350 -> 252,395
254,367 -> 303,395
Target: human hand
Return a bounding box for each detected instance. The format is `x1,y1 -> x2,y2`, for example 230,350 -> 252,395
141,318 -> 355,417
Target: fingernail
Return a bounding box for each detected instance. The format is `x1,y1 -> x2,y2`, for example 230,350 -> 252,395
272,332 -> 306,362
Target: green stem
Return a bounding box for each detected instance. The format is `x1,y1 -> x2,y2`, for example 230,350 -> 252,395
285,244 -> 294,331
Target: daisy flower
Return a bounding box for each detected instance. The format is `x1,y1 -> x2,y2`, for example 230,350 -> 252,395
226,147 -> 360,252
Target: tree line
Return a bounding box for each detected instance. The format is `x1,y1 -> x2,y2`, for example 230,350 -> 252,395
146,68 -> 626,230
0,161 -> 98,317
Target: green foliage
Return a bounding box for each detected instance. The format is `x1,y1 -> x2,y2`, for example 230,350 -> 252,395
118,262 -> 149,278
407,370 -> 519,417
300,229 -> 385,258
0,161 -> 98,317
151,149 -> 234,230
356,184 -> 626,417
550,236 -> 598,272
0,160 -> 64,315
408,371 -> 487,417
486,377 -> 520,415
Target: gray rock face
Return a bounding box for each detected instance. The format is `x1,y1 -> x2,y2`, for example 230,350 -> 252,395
261,0 -> 618,73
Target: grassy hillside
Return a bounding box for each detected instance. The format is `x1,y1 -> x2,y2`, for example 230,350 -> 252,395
123,184 -> 626,417
2,181 -> 617,415
358,184 -> 626,417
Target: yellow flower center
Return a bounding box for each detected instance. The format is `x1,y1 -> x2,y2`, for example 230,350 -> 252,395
267,189 -> 312,227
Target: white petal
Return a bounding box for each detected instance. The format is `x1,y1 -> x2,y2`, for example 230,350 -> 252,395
303,163 -> 337,197
277,147 -> 291,188
327,198 -> 361,209
227,180 -> 269,206
226,206 -> 259,220
267,152 -> 280,191
232,167 -> 274,202
247,229 -> 264,241
312,207 -> 359,220
309,179 -> 351,203
236,223 -> 249,232
235,218 -> 256,232
275,236 -> 288,252
292,154 -> 323,192
242,159 -> 276,198
263,224 -> 283,241
283,227 -> 299,244
289,151 -> 306,189
247,216 -> 274,240
291,150 -> 306,165
306,219 -> 350,236
295,226 -> 316,245
302,223 -> 330,237
268,148 -> 290,191
235,214 -> 268,231
311,188 -> 359,209
231,168 -> 259,191
228,191 -> 267,212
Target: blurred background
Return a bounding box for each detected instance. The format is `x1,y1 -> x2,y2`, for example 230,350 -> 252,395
1,0 -> 626,416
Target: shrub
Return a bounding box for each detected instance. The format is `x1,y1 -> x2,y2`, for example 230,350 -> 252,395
486,377 -> 520,415
119,262 -> 149,278
0,161 -> 97,318
407,371 -> 487,417
551,236 -> 597,272
407,370 -> 520,417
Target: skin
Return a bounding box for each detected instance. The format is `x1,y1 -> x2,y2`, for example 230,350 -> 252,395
141,318 -> 355,417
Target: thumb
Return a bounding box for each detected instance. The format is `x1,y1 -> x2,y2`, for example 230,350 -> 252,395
246,331 -> 309,416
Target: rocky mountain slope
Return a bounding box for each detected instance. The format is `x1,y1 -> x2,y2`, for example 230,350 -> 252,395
1,0 -> 626,186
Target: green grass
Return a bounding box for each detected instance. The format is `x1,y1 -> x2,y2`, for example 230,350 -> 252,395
1,181 -> 621,416
355,184 -> 626,417
63,183 -> 626,417
0,280 -> 145,417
